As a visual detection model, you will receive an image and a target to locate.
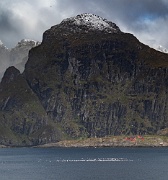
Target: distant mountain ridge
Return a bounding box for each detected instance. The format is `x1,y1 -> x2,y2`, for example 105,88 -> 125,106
0,13 -> 168,146
0,39 -> 40,80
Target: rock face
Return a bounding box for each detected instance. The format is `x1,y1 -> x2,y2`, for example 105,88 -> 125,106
1,13 -> 168,146
0,67 -> 63,146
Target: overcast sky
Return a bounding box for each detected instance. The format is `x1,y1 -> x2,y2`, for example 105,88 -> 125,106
0,0 -> 168,49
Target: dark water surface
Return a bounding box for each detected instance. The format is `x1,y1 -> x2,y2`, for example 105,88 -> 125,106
0,147 -> 168,180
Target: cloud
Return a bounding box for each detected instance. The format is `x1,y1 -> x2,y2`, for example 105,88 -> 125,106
0,0 -> 58,47
0,0 -> 168,49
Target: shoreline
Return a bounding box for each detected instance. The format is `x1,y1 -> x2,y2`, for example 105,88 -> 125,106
36,135 -> 168,148
1,135 -> 168,148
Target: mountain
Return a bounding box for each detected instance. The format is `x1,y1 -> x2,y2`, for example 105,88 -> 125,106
0,39 -> 40,80
0,66 -> 63,146
1,13 -> 168,146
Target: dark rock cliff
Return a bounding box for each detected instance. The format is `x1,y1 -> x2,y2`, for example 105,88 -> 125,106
0,67 -> 63,146
1,14 -> 168,146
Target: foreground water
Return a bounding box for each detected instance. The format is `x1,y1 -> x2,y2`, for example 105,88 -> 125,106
0,147 -> 168,180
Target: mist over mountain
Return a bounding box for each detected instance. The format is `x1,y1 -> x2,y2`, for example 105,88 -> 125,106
0,39 -> 40,80
0,14 -> 168,146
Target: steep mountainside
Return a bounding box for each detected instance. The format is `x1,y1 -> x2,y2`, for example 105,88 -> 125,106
1,13 -> 168,146
0,67 -> 63,146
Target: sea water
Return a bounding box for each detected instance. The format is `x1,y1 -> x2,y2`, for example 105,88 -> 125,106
0,147 -> 168,180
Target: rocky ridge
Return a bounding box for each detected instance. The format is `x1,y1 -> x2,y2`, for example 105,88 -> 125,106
0,14 -> 168,146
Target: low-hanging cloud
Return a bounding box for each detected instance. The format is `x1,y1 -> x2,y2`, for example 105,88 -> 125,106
0,0 -> 168,49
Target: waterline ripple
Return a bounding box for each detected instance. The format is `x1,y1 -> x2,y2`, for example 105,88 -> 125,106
56,158 -> 133,162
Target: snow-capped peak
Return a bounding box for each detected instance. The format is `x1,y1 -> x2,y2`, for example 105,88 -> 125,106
61,13 -> 120,33
16,39 -> 41,47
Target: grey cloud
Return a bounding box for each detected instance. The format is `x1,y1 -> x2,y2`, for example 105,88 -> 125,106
0,0 -> 168,49
0,9 -> 25,47
55,0 -> 168,32
56,0 -> 168,48
0,11 -> 14,32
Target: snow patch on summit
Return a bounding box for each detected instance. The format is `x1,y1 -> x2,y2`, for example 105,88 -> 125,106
16,39 -> 41,47
61,13 -> 120,33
